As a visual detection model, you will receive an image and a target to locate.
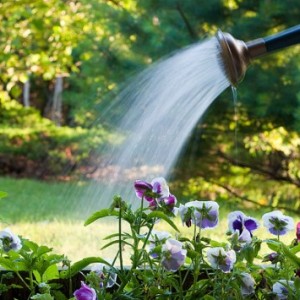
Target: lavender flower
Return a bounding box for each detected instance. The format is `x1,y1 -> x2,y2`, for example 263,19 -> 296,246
178,204 -> 191,227
90,263 -> 117,288
228,211 -> 259,243
272,280 -> 295,300
0,228 -> 22,252
262,211 -> 294,236
179,200 -> 219,229
161,239 -> 186,272
148,230 -> 171,258
240,272 -> 255,296
74,281 -> 97,300
206,247 -> 236,273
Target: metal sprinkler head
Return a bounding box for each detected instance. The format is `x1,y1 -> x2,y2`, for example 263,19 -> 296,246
217,25 -> 300,86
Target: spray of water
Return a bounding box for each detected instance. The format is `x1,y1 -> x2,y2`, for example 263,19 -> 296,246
84,36 -> 230,213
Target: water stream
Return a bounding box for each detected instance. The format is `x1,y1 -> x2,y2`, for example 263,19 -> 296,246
83,36 -> 230,213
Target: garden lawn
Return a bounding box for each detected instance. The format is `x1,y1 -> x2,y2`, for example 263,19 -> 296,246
0,177 -> 297,263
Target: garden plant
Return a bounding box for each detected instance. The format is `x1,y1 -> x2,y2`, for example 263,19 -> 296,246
0,177 -> 299,299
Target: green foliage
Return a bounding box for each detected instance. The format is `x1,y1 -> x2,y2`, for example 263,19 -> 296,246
0,95 -> 118,177
0,237 -> 65,298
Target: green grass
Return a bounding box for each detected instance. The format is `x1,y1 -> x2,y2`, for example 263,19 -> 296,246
0,176 -> 298,263
0,176 -> 102,222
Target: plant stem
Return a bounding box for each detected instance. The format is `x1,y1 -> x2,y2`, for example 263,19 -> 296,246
29,270 -> 34,295
118,207 -> 124,272
15,271 -> 31,291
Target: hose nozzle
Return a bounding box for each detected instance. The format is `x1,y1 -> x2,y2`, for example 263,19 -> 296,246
217,25 -> 300,86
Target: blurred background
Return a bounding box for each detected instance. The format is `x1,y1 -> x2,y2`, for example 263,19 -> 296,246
0,0 -> 299,260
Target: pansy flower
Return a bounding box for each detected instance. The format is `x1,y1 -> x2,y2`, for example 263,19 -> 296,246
134,177 -> 169,201
161,238 -> 186,272
228,211 -> 259,243
74,281 -> 97,300
179,200 -> 219,229
90,263 -> 117,288
148,230 -> 172,258
272,280 -> 295,300
134,177 -> 176,211
178,204 -> 191,227
206,247 -> 236,273
262,211 -> 294,236
0,228 -> 22,252
240,272 -> 255,296
162,194 -> 177,211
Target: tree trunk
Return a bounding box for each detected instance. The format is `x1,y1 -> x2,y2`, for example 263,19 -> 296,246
52,76 -> 63,126
23,79 -> 30,107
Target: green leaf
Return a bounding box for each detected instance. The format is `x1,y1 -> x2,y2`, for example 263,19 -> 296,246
31,293 -> 54,300
281,244 -> 300,267
22,239 -> 39,252
103,232 -> 132,240
0,257 -> 27,271
265,239 -> 280,252
33,270 -> 42,283
51,290 -> 68,300
0,191 -> 7,199
187,249 -> 199,260
295,277 -> 300,291
202,295 -> 216,300
101,239 -> 133,250
42,264 -> 60,282
210,240 -> 227,247
290,243 -> 300,254
59,257 -> 111,279
36,245 -> 53,257
84,209 -> 119,226
146,211 -> 179,232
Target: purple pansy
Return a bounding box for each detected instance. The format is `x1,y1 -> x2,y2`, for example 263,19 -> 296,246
74,281 -> 97,300
206,247 -> 236,273
262,211 -> 294,236
134,177 -> 169,201
163,194 -> 177,209
134,177 -> 176,211
161,239 -> 186,272
228,211 -> 259,243
179,200 -> 219,229
272,280 -> 295,300
0,228 -> 22,252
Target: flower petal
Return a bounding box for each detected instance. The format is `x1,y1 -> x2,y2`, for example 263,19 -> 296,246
244,218 -> 259,232
74,281 -> 97,300
151,177 -> 169,198
134,180 -> 152,199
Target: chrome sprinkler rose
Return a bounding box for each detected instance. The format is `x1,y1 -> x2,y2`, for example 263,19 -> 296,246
217,24 -> 300,86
